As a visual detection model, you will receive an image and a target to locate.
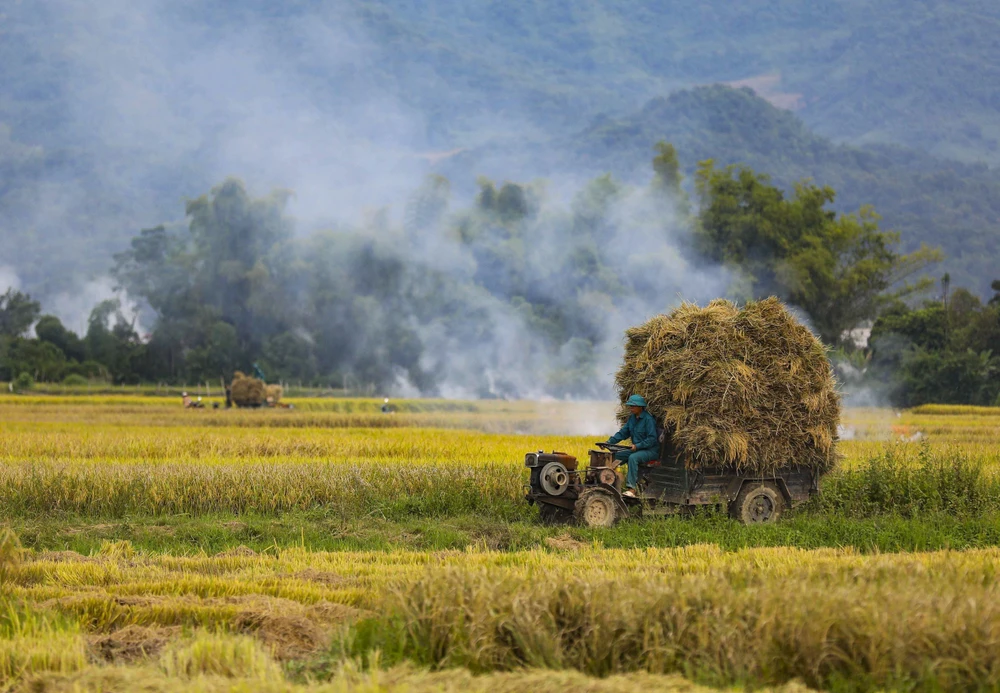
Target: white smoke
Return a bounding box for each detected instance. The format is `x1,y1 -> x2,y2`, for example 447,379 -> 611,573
48,277 -> 142,338
3,0 -> 731,402
0,266 -> 20,293
51,0 -> 435,225
384,176 -> 730,399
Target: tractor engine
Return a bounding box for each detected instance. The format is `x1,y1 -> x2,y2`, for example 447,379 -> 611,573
525,447 -> 629,526
525,451 -> 579,497
584,449 -> 622,490
526,449 -> 625,500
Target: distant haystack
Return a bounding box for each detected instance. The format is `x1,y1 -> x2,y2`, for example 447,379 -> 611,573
265,384 -> 283,404
231,371 -> 266,408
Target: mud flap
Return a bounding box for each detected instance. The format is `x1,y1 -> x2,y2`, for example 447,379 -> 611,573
597,482 -> 632,517
725,477 -> 792,505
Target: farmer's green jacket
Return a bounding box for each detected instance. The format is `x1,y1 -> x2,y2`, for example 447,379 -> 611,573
608,411 -> 659,451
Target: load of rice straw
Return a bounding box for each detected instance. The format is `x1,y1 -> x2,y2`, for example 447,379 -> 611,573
230,371 -> 266,407
614,297 -> 840,474
265,384 -> 283,403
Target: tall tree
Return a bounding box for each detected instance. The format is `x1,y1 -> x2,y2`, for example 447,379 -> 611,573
869,287 -> 1000,407
650,141 -> 691,219
34,315 -> 85,362
184,178 -> 296,352
695,162 -> 940,344
404,174 -> 450,236
0,289 -> 40,338
114,179 -> 299,380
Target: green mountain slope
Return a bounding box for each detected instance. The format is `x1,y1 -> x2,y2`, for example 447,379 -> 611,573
2,0 -> 1000,302
4,1 -> 1000,159
348,0 -> 1000,162
566,86 -> 1000,294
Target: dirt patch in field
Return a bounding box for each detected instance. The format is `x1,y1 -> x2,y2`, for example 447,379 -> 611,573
231,599 -> 364,661
60,523 -> 117,536
88,625 -> 180,664
112,595 -> 157,607
470,526 -> 517,551
229,597 -> 366,660
215,545 -> 256,558
545,534 -> 587,551
34,550 -> 97,563
221,521 -> 248,532
44,590 -> 366,660
144,524 -> 176,536
293,568 -> 348,587
307,600 -> 367,624
232,609 -> 327,661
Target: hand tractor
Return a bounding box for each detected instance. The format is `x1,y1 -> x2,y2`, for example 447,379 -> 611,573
525,435 -> 817,527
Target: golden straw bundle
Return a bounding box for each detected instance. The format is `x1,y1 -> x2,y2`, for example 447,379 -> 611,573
614,297 -> 840,474
230,371 -> 266,407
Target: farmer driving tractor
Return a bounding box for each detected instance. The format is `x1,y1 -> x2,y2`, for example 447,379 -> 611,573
607,394 -> 659,497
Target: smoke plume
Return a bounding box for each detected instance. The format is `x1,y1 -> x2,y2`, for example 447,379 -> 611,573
1,0 -> 730,399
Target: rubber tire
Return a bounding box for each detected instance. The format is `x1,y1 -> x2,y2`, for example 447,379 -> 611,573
731,482 -> 785,524
574,488 -> 620,528
538,503 -> 573,526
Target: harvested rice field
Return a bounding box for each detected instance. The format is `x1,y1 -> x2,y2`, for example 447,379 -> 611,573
3,394 -> 1000,691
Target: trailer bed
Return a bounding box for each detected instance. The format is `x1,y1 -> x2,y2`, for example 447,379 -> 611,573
644,458 -> 817,506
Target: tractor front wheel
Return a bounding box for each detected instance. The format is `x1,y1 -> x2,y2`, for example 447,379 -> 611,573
574,487 -> 620,528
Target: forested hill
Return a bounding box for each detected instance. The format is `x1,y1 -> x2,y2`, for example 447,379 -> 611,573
3,0 -> 1000,303
559,86 -> 1000,295
372,0 -> 1000,164
7,1 -> 999,161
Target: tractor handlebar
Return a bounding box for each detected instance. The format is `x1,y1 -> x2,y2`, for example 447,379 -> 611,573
595,442 -> 633,454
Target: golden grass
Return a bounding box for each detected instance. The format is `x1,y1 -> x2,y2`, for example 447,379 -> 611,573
7,543 -> 1000,623
159,631 -> 284,680
24,661 -> 794,693
4,394 -> 998,444
372,548 -> 1000,689
0,422 -> 584,462
0,401 -> 999,517
0,398 -> 619,435
0,395 -> 475,410
4,545 -> 1000,689
1,395 -> 1000,690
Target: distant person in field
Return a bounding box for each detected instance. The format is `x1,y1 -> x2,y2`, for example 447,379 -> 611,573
606,394 -> 659,497
181,391 -> 192,408
381,397 -> 391,413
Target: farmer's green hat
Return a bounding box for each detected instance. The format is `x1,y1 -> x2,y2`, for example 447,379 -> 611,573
626,394 -> 647,407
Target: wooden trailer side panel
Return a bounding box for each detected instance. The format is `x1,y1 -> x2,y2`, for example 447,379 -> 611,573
780,467 -> 817,505
645,463 -> 687,502
686,469 -> 733,504
676,464 -> 817,507
641,432 -> 818,507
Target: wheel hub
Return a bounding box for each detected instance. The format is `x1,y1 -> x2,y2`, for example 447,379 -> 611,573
583,498 -> 611,524
749,494 -> 774,522
597,468 -> 617,486
539,462 -> 570,495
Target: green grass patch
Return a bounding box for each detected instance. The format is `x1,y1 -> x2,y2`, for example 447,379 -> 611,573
12,509 -> 1000,556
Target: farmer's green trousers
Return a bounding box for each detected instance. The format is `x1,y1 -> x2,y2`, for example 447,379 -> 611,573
614,448 -> 659,490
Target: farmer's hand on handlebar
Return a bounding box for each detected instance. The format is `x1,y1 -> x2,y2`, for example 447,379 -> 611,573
630,444 -> 637,451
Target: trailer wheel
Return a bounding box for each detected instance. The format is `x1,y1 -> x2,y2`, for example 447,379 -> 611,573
538,502 -> 573,525
574,488 -> 620,528
732,482 -> 784,524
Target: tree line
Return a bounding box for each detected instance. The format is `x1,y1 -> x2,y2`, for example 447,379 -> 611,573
2,143 -> 995,405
